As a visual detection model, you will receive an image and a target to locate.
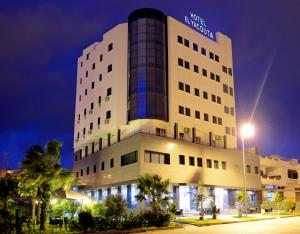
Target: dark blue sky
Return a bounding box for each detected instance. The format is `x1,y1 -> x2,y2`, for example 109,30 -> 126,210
0,0 -> 300,169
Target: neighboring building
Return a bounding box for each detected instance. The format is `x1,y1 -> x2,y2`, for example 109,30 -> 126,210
72,8 -> 298,213
260,155 -> 300,202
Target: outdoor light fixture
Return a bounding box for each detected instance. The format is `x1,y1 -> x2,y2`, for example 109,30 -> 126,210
240,122 -> 255,217
168,143 -> 175,149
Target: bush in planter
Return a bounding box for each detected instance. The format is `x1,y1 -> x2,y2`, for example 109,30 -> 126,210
78,211 -> 95,232
212,205 -> 217,219
143,211 -> 172,227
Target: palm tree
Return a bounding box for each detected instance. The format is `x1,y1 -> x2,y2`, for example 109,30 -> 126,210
19,140 -> 75,230
188,183 -> 208,220
136,174 -> 172,212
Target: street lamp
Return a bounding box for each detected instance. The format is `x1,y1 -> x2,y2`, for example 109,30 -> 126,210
240,123 -> 255,216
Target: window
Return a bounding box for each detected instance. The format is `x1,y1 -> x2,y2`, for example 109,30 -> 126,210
144,151 -> 170,165
85,145 -> 88,157
224,106 -> 230,114
76,172 -> 79,177
121,151 -> 138,166
229,87 -> 234,96
99,54 -> 103,61
228,68 -> 232,76
110,158 -> 114,168
184,39 -> 189,47
90,102 -> 94,110
98,96 -> 101,104
189,156 -> 195,166
195,110 -> 200,119
93,164 -> 97,173
225,127 -> 231,135
84,108 -> 87,116
179,133 -> 184,140
108,43 -> 113,51
222,65 -> 228,73
195,137 -> 201,144
209,52 -> 214,59
86,71 -> 88,77
85,89 -> 87,95
97,117 -> 101,125
79,95 -> 81,101
210,73 -> 215,80
207,159 -> 212,168
80,169 -> 83,176
80,61 -> 83,67
203,91 -> 208,99
156,128 -> 166,136
217,96 -> 221,104
212,94 -> 216,102
197,157 -> 202,167
83,128 -> 86,135
80,78 -> 82,84
193,43 -> 198,51
222,161 -> 227,170
178,58 -> 183,66
201,47 -> 206,55
230,107 -> 235,116
218,117 -> 222,125
91,82 -> 95,89
185,84 -> 190,93
202,69 -> 207,77
255,166 -> 259,174
204,113 -> 209,121
179,155 -> 185,165
214,160 -> 219,169
288,170 -> 298,179
179,106 -> 184,114
99,74 -> 102,81
177,35 -> 183,44
215,55 -> 219,62
101,161 -> 105,170
247,165 -> 251,173
178,82 -> 184,91
89,122 -> 93,130
185,107 -> 190,116
184,61 -> 190,69
92,63 -> 95,70
86,53 -> 90,60
216,75 -> 220,82
212,116 -> 217,124
194,88 -> 200,96
106,111 -> 111,119
107,64 -> 112,72
223,84 -> 229,94
107,87 -> 112,96
194,65 -> 199,73
86,167 -> 89,175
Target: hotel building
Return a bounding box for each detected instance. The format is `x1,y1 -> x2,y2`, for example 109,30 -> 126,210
73,8 -> 299,212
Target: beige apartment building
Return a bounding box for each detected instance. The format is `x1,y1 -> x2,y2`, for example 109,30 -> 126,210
73,8 -> 299,213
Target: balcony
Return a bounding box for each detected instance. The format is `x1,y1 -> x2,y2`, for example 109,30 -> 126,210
261,175 -> 282,185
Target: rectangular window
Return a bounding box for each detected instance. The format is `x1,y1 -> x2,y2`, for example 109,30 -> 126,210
99,74 -> 102,81
107,87 -> 112,96
178,58 -> 183,67
156,128 -> 166,137
178,82 -> 184,91
255,166 -> 259,174
121,151 -> 138,166
98,96 -> 101,104
85,145 -> 88,157
222,65 -> 228,73
110,158 -> 114,168
194,65 -> 199,73
201,47 -> 206,55
108,43 -> 113,51
222,161 -> 227,170
99,54 -> 103,61
225,127 -> 231,135
203,91 -> 208,99
107,64 -> 112,72
197,157 -> 202,167
93,164 -> 97,173
215,54 -> 219,62
86,53 -> 90,60
204,113 -> 209,121
228,68 -> 232,76
76,172 -> 79,177
195,110 -> 200,119
229,87 -> 234,96
189,156 -> 195,166
90,102 -> 94,110
193,43 -> 198,51
85,89 -> 87,96
184,61 -> 190,69
81,169 -> 83,176
247,165 -> 251,173
185,107 -> 191,116
101,161 -> 105,170
207,159 -> 212,168
185,84 -> 190,93
177,35 -> 183,44
179,155 -> 185,165
210,73 -> 215,80
224,106 -> 230,114
86,167 -> 89,175
106,110 -> 111,119
89,122 -> 93,130
184,39 -> 189,47
212,116 -> 217,124
97,117 -> 101,125
194,88 -> 200,96
212,94 -> 216,102
214,160 -> 219,169
202,69 -> 207,77
230,107 -> 235,116
217,96 -> 221,104
86,71 -> 88,77
179,105 -> 184,114
80,61 -> 83,67
209,52 -> 214,59
144,151 -> 170,165
91,82 -> 95,89
223,84 -> 229,94
218,117 -> 222,125
216,75 -> 220,82
92,63 -> 95,70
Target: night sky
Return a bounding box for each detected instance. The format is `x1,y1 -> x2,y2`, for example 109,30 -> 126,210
1,0 -> 300,169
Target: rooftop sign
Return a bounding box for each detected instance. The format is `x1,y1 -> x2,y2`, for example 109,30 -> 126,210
184,12 -> 214,40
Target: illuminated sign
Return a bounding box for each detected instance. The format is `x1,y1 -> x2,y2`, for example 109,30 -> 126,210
184,12 -> 214,40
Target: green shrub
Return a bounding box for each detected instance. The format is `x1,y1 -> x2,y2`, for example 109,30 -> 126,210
104,195 -> 126,219
121,213 -> 145,230
142,211 -> 172,227
94,216 -> 110,231
68,219 -> 81,231
78,211 -> 95,232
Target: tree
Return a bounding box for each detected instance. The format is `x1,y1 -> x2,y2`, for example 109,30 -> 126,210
0,173 -> 19,212
19,140 -> 75,230
188,182 -> 208,220
104,194 -> 126,219
136,174 -> 171,212
273,191 -> 284,214
236,190 -> 248,216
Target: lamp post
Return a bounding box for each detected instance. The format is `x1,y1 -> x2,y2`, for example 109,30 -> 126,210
240,123 -> 255,216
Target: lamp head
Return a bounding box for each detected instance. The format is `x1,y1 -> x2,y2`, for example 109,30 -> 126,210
241,123 -> 255,139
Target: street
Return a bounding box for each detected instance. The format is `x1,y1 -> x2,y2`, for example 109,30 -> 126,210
142,217 -> 300,234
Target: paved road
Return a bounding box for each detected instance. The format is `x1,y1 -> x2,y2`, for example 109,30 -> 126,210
142,217 -> 300,234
